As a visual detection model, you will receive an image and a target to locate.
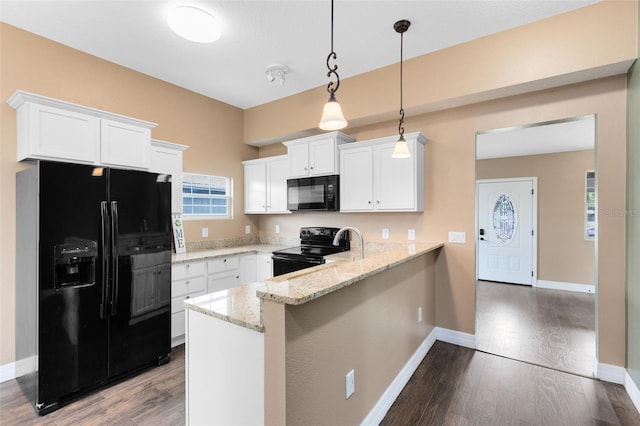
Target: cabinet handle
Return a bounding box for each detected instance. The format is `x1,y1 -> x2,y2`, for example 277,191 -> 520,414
368,201 -> 372,204
310,166 -> 314,170
185,295 -> 190,300
223,259 -> 227,263
236,275 -> 239,279
185,280 -> 190,285
186,264 -> 190,269
377,200 -> 380,204
304,167 -> 308,171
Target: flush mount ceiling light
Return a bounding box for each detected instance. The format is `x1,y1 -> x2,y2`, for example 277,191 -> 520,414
167,5 -> 221,43
392,19 -> 411,159
265,64 -> 288,85
318,0 -> 347,131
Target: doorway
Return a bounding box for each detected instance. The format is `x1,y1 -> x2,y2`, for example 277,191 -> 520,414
475,116 -> 596,377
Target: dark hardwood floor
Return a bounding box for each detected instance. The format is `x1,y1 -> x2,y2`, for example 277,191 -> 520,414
476,280 -> 596,377
382,341 -> 640,426
2,338 -> 637,425
0,346 -> 185,425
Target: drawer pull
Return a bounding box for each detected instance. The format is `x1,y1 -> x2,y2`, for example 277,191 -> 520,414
223,259 -> 227,263
186,264 -> 190,268
185,280 -> 190,285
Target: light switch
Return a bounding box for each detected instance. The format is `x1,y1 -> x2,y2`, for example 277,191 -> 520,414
245,225 -> 251,234
202,227 -> 208,238
408,229 -> 416,241
448,232 -> 466,244
275,225 -> 280,234
382,228 -> 389,239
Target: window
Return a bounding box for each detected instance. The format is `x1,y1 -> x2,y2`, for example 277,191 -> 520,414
585,170 -> 595,239
182,173 -> 232,218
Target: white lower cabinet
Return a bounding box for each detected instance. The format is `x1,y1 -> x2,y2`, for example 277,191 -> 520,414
171,261 -> 206,347
186,309 -> 264,425
172,251 -> 274,347
257,253 -> 273,281
207,255 -> 240,293
339,132 -> 427,212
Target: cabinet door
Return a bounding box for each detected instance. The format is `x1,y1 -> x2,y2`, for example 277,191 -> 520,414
374,142 -> 416,211
150,145 -> 183,213
309,138 -> 337,176
340,146 -> 374,211
26,103 -> 99,163
239,254 -> 257,285
208,270 -> 240,293
257,254 -> 273,281
287,143 -> 310,177
267,157 -> 289,213
244,162 -> 267,213
100,118 -> 151,169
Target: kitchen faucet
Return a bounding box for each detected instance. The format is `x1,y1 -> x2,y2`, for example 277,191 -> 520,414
333,227 -> 364,260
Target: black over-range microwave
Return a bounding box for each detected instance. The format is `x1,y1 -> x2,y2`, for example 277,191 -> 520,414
287,174 -> 339,212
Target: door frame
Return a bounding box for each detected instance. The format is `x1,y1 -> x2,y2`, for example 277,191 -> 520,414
475,177 -> 538,285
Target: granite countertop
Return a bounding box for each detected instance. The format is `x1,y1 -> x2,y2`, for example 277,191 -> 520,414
184,241 -> 444,332
172,243 -> 288,264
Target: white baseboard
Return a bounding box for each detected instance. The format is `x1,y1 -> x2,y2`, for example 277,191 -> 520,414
536,280 -> 595,294
625,371 -> 640,414
596,362 -> 626,384
435,327 -> 477,349
361,328 -> 438,425
0,362 -> 16,383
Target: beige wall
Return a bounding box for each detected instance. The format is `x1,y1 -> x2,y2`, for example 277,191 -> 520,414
264,251 -> 438,425
0,23 -> 258,365
477,150 -> 596,286
1,0 -> 635,370
626,2 -> 640,386
251,0 -> 634,368
258,75 -> 628,366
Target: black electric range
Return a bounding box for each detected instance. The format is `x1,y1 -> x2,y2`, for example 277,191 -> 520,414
271,227 -> 350,277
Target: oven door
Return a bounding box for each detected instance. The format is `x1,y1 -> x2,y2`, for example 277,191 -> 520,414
272,255 -> 324,277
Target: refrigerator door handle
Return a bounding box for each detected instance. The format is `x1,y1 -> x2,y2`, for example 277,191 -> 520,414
100,201 -> 110,319
110,201 -> 119,316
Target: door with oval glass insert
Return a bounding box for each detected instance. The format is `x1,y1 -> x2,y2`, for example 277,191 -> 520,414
477,178 -> 537,285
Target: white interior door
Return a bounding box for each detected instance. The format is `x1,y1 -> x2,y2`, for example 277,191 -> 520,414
477,178 -> 536,285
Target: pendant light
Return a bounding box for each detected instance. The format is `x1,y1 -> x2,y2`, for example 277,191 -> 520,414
392,19 -> 411,158
319,0 -> 347,130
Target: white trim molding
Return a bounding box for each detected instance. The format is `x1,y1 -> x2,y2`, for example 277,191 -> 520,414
435,327 -> 477,349
625,371 -> 640,414
536,280 -> 595,294
362,328 -> 438,425
0,362 -> 16,383
596,362 -> 626,384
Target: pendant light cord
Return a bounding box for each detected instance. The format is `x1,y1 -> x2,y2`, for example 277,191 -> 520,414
326,0 -> 340,95
398,30 -> 405,138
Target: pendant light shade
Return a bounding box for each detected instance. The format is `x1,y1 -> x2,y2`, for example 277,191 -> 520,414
319,0 -> 347,130
392,19 -> 411,159
320,93 -> 347,130
392,134 -> 411,158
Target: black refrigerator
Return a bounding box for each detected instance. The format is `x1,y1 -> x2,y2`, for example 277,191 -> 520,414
16,160 -> 172,415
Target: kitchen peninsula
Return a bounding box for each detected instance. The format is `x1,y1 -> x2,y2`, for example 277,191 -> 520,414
184,241 -> 443,425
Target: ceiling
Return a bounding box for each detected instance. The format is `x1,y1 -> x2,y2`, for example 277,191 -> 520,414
476,116 -> 595,160
0,0 -> 600,110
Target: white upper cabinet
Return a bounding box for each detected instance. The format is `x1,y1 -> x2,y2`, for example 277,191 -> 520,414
283,132 -> 354,178
150,139 -> 188,213
242,155 -> 290,214
7,90 -> 156,168
339,132 -> 427,212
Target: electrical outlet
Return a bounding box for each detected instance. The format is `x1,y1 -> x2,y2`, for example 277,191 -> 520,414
275,224 -> 280,234
345,369 -> 355,399
448,231 -> 466,244
418,307 -> 423,323
245,225 -> 251,234
202,227 -> 208,238
408,229 -> 416,241
382,228 -> 389,240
